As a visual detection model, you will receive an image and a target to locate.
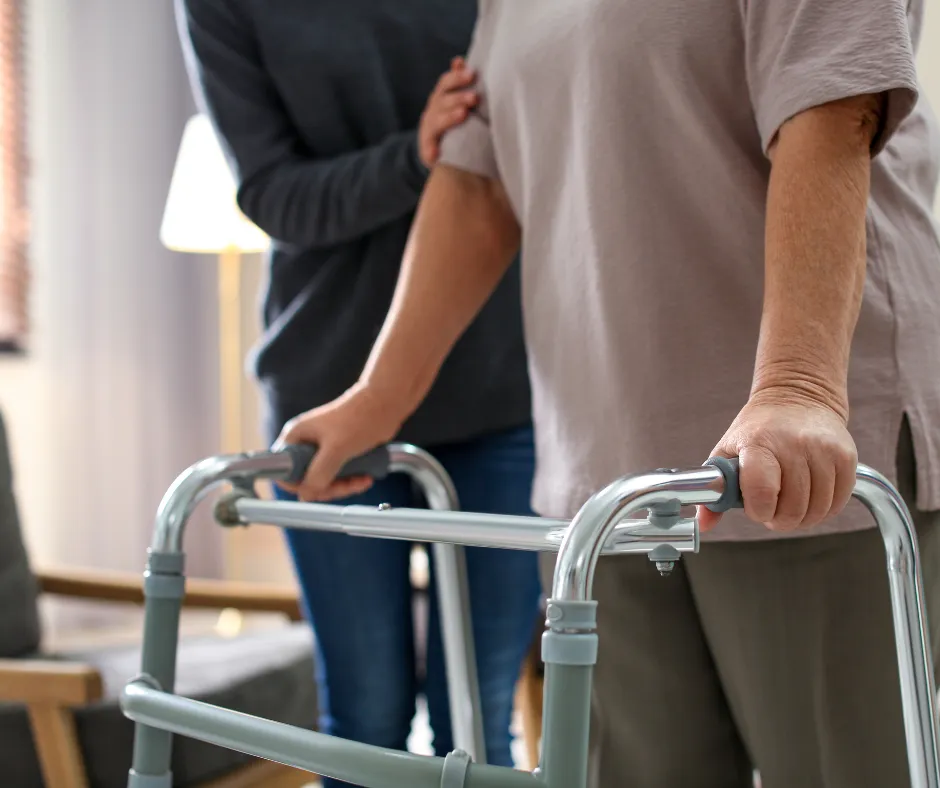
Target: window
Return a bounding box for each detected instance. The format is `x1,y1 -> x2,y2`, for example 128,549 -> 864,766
0,0 -> 27,353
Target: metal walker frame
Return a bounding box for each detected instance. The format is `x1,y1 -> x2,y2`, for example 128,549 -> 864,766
122,443 -> 940,788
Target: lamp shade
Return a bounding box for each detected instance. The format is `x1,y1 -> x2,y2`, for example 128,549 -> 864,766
160,114 -> 270,254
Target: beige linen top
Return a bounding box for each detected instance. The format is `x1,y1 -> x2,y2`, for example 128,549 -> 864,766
440,0 -> 940,540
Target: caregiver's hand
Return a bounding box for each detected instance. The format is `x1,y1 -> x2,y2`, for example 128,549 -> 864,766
274,383 -> 403,501
698,386 -> 858,533
418,57 -> 478,168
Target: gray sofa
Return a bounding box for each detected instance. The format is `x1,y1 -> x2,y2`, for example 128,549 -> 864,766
0,410 -> 318,787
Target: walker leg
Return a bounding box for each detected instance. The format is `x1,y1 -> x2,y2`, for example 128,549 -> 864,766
432,541 -> 488,764
856,470 -> 940,788
127,550 -> 185,788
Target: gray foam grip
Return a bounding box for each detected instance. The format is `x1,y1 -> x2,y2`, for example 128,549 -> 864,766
704,456 -> 742,512
282,444 -> 391,484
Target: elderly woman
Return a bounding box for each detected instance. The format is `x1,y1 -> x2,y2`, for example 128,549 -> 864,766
281,1 -> 940,786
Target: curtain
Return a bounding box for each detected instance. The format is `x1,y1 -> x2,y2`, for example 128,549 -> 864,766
9,0 -> 228,634
0,0 -> 28,351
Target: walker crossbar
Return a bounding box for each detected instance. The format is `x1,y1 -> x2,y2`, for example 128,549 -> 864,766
120,680 -> 538,788
124,445 -> 940,788
226,499 -> 698,555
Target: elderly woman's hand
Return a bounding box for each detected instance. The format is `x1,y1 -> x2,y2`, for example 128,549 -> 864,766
699,385 -> 858,532
696,93 -> 881,533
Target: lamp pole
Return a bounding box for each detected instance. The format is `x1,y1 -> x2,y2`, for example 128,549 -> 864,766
218,246 -> 246,591
161,114 -> 271,588
218,246 -> 243,456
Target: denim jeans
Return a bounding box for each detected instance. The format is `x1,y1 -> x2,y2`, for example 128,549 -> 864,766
277,425 -> 542,786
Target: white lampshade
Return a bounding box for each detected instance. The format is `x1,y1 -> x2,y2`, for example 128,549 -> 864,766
160,114 -> 270,254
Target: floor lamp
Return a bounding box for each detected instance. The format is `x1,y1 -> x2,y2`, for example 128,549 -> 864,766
160,114 -> 270,580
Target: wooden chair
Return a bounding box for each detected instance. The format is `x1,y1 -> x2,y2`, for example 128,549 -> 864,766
0,568 -> 318,788
0,410 -> 316,788
514,614 -> 545,770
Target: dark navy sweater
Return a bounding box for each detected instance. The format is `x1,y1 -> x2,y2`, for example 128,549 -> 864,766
176,0 -> 531,443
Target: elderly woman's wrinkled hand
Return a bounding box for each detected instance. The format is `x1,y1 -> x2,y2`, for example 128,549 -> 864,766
699,386 -> 858,532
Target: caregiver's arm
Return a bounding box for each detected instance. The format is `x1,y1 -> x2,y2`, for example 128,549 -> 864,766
177,0 -> 477,249
278,164 -> 521,500
703,93 -> 884,531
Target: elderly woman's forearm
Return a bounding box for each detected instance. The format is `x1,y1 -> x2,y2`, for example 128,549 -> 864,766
752,96 -> 881,418
359,164 -> 521,415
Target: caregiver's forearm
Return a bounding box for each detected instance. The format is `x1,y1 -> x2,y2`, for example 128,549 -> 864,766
359,164 -> 521,418
752,95 -> 883,418
179,0 -> 429,249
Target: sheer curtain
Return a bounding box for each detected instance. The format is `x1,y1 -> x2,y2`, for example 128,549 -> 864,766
4,0 -> 226,631
0,0 -> 28,349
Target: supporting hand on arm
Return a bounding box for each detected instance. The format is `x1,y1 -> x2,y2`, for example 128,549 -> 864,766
700,94 -> 885,532
178,0 -> 478,248
276,165 -> 521,501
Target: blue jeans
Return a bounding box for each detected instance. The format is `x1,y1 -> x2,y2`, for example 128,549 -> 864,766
277,425 -> 542,785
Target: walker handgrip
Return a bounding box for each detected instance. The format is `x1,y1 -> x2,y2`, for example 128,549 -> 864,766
704,457 -> 742,512
281,444 -> 392,485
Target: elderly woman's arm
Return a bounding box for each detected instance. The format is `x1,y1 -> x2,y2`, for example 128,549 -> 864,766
701,94 -> 884,531
278,164 -> 520,500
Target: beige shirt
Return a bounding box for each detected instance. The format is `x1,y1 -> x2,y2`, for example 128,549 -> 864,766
440,0 -> 940,540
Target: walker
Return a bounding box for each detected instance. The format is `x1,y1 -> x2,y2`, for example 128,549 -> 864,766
122,444 -> 940,788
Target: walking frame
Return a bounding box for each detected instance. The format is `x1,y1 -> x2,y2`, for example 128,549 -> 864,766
122,443 -> 940,788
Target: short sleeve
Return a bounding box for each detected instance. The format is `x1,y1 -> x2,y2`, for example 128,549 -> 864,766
744,0 -> 919,156
439,1 -> 500,179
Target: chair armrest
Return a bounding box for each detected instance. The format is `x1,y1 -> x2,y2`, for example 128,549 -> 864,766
184,577 -> 303,621
36,567 -> 304,621
36,567 -> 144,605
0,659 -> 103,704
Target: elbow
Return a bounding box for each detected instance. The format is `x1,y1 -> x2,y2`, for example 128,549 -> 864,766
768,95 -> 882,209
235,167 -> 328,249
234,179 -> 279,241
770,94 -> 887,165
431,165 -> 521,254
233,161 -> 306,247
